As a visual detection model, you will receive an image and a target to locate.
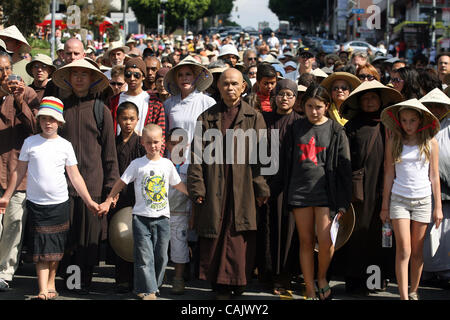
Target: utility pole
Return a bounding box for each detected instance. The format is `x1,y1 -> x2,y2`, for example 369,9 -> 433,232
51,0 -> 56,60
386,0 -> 390,47
432,0 -> 436,49
123,0 -> 128,44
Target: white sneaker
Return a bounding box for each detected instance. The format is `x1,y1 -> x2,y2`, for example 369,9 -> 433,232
0,279 -> 9,291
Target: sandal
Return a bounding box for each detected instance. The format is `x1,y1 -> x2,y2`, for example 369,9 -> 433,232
318,284 -> 333,301
47,289 -> 59,300
31,292 -> 48,300
273,285 -> 287,295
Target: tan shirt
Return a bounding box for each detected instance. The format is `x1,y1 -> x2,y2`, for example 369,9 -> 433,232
0,86 -> 39,190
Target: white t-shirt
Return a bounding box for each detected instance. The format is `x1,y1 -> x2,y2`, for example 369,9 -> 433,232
117,91 -> 150,135
121,156 -> 181,218
164,90 -> 216,163
19,135 -> 78,205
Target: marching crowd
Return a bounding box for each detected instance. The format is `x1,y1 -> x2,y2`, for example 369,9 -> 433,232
0,25 -> 448,301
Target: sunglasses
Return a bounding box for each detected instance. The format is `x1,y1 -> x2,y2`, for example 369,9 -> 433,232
110,81 -> 125,87
358,74 -> 375,81
124,71 -> 142,79
300,53 -> 313,59
247,57 -> 257,61
32,63 -> 48,69
391,78 -> 404,83
248,71 -> 256,75
332,85 -> 350,91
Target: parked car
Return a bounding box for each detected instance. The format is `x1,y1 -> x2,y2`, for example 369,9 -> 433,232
342,40 -> 387,55
319,39 -> 339,53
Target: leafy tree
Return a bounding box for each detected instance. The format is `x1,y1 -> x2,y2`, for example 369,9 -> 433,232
204,0 -> 234,16
129,0 -> 211,32
0,0 -> 51,37
269,0 -> 326,32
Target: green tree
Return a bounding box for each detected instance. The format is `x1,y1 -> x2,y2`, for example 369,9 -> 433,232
0,0 -> 51,37
129,0 -> 211,32
204,0 -> 234,16
269,0 -> 326,32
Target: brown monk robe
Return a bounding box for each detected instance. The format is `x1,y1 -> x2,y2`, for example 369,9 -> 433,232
188,69 -> 270,299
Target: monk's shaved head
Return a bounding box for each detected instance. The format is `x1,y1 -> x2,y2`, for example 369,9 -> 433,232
219,68 -> 243,85
218,68 -> 246,107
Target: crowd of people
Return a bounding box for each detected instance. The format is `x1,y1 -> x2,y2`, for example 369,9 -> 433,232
0,24 -> 448,301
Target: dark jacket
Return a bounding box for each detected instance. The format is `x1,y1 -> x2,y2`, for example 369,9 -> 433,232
273,118 -> 352,217
187,100 -> 271,238
60,93 -> 120,198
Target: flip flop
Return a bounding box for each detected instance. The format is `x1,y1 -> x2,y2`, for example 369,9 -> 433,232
47,289 -> 59,300
318,284 -> 333,301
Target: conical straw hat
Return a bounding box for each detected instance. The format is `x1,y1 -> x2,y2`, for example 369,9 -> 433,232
52,59 -> 109,94
0,25 -> 31,52
340,80 -> 403,121
163,55 -> 213,96
419,88 -> 450,110
381,98 -> 440,138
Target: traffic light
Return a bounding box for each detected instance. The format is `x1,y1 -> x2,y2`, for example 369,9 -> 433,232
356,16 -> 361,37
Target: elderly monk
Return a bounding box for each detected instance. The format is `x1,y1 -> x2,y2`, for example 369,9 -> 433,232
187,68 -> 270,299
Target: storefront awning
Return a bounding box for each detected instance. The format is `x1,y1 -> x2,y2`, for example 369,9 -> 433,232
393,20 -> 448,33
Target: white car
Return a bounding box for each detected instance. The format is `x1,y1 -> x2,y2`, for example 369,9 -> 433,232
342,40 -> 387,55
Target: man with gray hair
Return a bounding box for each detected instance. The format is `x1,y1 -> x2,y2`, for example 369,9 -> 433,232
243,49 -> 258,69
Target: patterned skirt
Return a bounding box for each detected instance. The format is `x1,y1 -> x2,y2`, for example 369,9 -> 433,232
26,200 -> 70,263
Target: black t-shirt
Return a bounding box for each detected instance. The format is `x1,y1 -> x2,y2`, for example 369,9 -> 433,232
287,118 -> 332,207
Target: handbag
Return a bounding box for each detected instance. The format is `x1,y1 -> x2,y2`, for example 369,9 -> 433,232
352,124 -> 380,203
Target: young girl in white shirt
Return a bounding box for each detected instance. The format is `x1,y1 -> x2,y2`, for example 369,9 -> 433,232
380,99 -> 443,300
0,97 -> 99,300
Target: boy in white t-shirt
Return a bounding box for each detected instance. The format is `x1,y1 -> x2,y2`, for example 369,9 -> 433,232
100,124 -> 188,300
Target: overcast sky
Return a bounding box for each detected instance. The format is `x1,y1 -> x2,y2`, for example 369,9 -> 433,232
229,0 -> 280,30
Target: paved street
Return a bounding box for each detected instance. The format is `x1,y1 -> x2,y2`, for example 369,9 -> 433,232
1,260 -> 449,301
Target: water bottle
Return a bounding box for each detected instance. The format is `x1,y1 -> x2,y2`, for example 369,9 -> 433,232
382,222 -> 392,248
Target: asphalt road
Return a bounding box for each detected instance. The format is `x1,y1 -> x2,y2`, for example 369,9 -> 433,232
1,260 -> 449,301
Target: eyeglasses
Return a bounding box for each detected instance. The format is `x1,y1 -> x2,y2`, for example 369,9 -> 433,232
277,93 -> 295,99
248,71 -> 256,75
357,74 -> 375,81
124,71 -> 142,79
247,57 -> 257,61
300,53 -> 313,59
110,81 -> 125,87
332,85 -> 350,91
391,78 -> 404,83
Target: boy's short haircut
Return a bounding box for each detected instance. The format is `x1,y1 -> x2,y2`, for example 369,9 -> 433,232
117,101 -> 139,118
256,62 -> 277,82
142,123 -> 163,138
111,65 -> 125,78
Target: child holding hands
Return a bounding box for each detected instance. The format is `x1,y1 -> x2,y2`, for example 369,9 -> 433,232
100,124 -> 188,300
0,97 -> 99,300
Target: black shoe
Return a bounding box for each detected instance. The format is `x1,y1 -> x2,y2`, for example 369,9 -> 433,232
232,285 -> 246,296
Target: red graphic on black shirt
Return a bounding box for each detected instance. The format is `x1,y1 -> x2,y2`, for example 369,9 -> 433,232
297,136 -> 326,166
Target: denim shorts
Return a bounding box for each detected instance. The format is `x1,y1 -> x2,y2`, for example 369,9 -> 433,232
390,193 -> 432,223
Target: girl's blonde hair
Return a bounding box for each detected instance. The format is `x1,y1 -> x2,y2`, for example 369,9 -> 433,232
391,108 -> 431,163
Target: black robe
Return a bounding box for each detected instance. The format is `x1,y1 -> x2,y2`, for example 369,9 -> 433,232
257,111 -> 302,283
330,112 -> 395,283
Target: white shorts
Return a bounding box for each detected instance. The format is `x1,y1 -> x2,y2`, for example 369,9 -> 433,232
390,194 -> 432,223
170,214 -> 190,264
